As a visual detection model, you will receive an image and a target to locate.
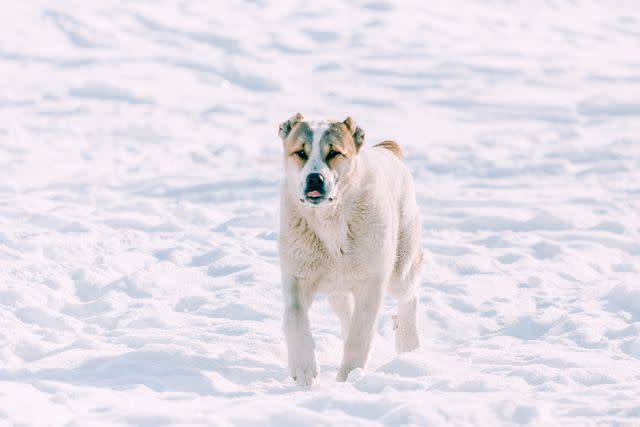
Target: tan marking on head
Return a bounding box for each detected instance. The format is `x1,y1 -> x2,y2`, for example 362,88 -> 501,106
373,140 -> 403,160
325,122 -> 359,158
283,121 -> 312,155
342,116 -> 365,151
278,112 -> 304,140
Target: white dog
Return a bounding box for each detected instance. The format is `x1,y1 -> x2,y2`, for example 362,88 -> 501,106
278,113 -> 423,387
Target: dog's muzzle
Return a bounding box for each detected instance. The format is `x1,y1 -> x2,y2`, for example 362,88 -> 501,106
304,173 -> 325,204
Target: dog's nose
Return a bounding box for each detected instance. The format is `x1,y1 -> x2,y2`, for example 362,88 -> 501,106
306,173 -> 324,192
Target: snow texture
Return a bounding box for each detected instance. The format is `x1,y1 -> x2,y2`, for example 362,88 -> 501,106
1,1 -> 640,426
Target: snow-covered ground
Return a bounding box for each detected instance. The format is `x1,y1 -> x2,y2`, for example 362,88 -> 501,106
1,1 -> 640,425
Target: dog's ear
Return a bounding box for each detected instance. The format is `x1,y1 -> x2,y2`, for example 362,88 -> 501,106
279,113 -> 304,140
343,116 -> 364,151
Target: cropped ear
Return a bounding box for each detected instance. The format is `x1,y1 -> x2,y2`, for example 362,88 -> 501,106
278,113 -> 304,139
343,116 -> 364,151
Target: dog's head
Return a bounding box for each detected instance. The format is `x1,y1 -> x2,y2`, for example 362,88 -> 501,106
278,113 -> 364,206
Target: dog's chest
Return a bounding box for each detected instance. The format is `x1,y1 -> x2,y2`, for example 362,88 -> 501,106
290,214 -> 354,266
305,215 -> 370,277
281,202 -> 382,285
312,219 -> 348,258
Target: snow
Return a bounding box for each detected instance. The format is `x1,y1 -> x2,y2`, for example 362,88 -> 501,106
1,0 -> 639,425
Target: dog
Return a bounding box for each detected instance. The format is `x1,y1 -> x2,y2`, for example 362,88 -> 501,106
278,113 -> 423,387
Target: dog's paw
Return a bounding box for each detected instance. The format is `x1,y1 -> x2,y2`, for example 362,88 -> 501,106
335,365 -> 356,382
291,363 -> 317,388
396,332 -> 420,354
290,360 -> 317,387
288,348 -> 317,388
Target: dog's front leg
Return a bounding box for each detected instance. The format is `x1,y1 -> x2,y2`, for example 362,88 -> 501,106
336,279 -> 384,381
282,275 -> 317,387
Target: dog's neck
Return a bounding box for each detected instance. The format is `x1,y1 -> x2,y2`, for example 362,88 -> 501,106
297,200 -> 348,257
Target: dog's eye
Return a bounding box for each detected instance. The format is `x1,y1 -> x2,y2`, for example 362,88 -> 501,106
295,150 -> 307,160
326,150 -> 340,160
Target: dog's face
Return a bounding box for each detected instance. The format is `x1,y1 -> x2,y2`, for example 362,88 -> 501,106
279,113 -> 364,206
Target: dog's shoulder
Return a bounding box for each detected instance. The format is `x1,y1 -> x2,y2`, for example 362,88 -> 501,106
373,140 -> 403,160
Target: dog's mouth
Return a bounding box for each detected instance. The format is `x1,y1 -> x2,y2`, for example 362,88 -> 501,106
301,189 -> 336,205
305,190 -> 324,204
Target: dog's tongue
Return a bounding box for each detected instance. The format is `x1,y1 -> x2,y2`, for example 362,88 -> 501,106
307,190 -> 321,198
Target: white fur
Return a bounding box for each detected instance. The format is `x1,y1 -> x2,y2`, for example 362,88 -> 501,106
297,121 -> 335,201
279,128 -> 423,387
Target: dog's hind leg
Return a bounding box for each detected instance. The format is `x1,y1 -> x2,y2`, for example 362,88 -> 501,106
395,294 -> 420,353
390,252 -> 422,354
328,292 -> 354,340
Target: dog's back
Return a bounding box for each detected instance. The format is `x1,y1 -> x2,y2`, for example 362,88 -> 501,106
359,143 -> 422,289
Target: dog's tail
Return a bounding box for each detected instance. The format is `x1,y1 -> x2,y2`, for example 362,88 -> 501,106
373,140 -> 403,160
